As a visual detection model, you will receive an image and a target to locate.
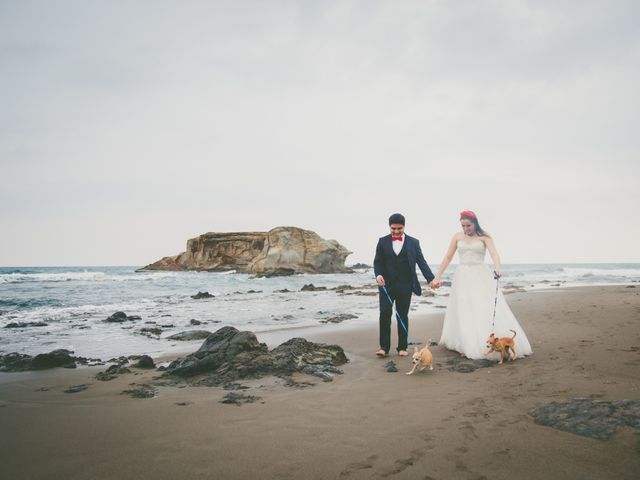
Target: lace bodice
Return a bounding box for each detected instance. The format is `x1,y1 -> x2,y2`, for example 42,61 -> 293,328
457,239 -> 486,265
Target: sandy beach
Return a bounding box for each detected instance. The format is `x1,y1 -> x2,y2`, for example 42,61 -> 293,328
1,285 -> 639,480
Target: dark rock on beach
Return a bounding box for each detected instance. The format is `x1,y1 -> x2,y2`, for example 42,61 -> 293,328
255,268 -> 296,278
530,398 -> 640,440
163,326 -> 348,385
191,291 -> 214,299
133,355 -> 156,369
64,384 -> 89,393
350,263 -> 371,269
220,392 -> 262,406
96,364 -> 132,381
190,319 -> 202,325
104,312 -> 141,323
446,356 -> 494,373
320,313 -> 358,324
384,361 -> 398,373
166,330 -> 212,341
301,284 -> 327,292
4,321 -> 49,329
122,384 -> 157,399
0,349 -> 80,371
138,327 -> 163,337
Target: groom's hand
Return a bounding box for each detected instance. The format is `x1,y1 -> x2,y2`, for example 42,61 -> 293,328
376,275 -> 385,287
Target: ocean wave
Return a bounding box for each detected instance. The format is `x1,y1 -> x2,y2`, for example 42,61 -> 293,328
0,270 -> 191,284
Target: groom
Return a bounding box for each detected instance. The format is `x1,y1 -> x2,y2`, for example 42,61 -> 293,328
374,213 -> 435,357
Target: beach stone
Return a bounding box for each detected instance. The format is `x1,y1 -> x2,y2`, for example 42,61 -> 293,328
273,288 -> 292,293
190,319 -> 202,325
163,326 -> 348,385
385,361 -> 398,373
166,330 -> 212,341
122,384 -> 157,399
220,392 -> 262,406
446,356 -> 494,373
104,311 -> 139,323
64,384 -> 89,393
4,321 -> 48,328
133,355 -> 156,369
255,267 -> 296,277
320,313 -> 358,324
191,291 -> 214,299
350,263 -> 371,269
31,349 -> 77,370
138,327 -> 163,337
0,353 -> 34,372
530,398 -> 640,440
96,364 -> 131,381
301,284 -> 327,292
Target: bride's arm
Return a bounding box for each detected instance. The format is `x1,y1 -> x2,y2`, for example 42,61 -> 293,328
433,235 -> 459,284
484,236 -> 502,277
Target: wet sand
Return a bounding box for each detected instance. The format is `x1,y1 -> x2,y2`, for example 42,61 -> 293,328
1,285 -> 639,479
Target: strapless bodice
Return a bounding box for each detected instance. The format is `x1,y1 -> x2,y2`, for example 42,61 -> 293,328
457,239 -> 486,265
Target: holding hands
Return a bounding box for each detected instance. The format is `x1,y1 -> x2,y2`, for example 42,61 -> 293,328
429,277 -> 441,289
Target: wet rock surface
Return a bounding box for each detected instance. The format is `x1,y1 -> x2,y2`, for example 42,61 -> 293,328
166,330 -> 212,341
122,384 -> 157,399
4,321 -> 49,328
104,311 -> 141,323
320,313 -> 358,324
530,398 -> 640,440
64,384 -> 89,393
384,361 -> 398,373
163,326 -> 348,386
96,364 -> 132,381
191,291 -> 214,299
446,356 -> 494,373
220,392 -> 263,406
0,349 -> 79,372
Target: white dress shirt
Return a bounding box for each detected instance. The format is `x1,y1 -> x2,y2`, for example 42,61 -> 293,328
392,234 -> 405,255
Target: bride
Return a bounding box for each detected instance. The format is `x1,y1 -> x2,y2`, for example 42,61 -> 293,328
431,210 -> 533,360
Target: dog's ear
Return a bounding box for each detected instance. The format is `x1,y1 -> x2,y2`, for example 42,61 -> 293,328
413,347 -> 419,353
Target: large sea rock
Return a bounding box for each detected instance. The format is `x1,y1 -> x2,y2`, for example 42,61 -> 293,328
138,226 -> 352,275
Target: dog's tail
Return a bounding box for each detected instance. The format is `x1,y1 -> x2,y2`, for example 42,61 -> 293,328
509,329 -> 516,338
424,338 -> 433,347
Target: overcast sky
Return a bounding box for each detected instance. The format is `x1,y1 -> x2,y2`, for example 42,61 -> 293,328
1,0 -> 638,266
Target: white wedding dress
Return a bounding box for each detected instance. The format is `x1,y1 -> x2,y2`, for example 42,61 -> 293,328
439,239 -> 533,360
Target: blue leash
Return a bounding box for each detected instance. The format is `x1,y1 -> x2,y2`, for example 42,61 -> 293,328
379,284 -> 414,346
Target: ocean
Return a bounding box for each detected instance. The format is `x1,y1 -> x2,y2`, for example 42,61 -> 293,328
1,264 -> 638,360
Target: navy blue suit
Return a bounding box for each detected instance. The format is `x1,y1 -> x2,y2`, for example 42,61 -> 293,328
373,234 -> 435,353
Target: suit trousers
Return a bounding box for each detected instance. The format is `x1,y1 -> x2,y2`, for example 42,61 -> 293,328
379,283 -> 412,353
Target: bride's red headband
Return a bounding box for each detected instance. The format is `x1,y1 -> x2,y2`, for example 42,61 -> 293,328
460,210 -> 477,219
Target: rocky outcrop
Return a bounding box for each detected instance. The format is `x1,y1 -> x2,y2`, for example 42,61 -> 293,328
163,326 -> 348,385
530,399 -> 640,440
137,226 -> 352,275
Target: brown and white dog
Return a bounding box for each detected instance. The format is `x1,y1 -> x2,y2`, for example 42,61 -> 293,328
485,329 -> 517,364
406,339 -> 434,375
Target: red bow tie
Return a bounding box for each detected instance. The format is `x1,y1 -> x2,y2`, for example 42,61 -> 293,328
392,236 -> 403,241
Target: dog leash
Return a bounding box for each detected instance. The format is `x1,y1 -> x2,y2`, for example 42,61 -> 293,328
379,284 -> 415,346
491,271 -> 500,329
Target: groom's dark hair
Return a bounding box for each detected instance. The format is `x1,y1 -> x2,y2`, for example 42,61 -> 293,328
388,213 -> 405,225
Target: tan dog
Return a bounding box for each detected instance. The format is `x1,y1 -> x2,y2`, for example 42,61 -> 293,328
485,329 -> 517,364
406,338 -> 434,375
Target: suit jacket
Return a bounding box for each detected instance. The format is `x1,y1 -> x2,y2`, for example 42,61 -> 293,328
373,234 -> 435,296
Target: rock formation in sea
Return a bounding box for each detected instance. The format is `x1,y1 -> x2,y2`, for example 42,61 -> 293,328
138,226 -> 352,275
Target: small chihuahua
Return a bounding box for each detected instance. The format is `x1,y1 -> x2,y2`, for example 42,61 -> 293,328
406,338 -> 434,375
485,329 -> 517,364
